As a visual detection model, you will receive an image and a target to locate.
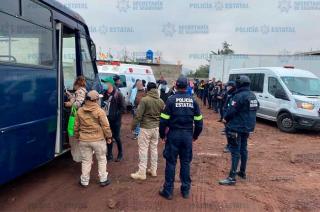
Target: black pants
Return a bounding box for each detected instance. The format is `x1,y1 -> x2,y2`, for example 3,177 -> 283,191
107,119 -> 123,157
227,131 -> 249,179
212,97 -> 218,112
218,101 -> 224,120
208,94 -> 212,108
202,93 -> 208,106
163,130 -> 193,196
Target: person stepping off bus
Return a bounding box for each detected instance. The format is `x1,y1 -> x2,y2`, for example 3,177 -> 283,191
74,90 -> 113,187
130,82 -> 165,180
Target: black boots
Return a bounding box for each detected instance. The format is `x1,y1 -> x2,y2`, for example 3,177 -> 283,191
159,189 -> 173,200
237,172 -> 247,179
115,154 -> 123,162
107,154 -> 113,161
100,179 -> 111,187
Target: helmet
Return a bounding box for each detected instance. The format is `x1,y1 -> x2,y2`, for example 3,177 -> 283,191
226,80 -> 236,87
235,75 -> 250,88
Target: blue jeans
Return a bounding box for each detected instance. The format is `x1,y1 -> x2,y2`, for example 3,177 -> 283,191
227,131 -> 249,179
132,107 -> 140,136
134,123 -> 140,136
163,130 -> 193,195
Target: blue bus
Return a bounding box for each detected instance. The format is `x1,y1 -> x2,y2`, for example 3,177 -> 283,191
0,0 -> 101,184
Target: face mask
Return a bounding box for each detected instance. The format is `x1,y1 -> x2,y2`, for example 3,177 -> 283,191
103,84 -> 109,91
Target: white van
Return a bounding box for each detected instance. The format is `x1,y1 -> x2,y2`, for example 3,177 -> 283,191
229,67 -> 320,132
98,62 -> 156,107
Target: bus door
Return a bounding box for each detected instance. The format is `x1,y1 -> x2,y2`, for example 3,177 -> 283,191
55,23 -> 79,155
55,23 -> 100,155
79,36 -> 101,92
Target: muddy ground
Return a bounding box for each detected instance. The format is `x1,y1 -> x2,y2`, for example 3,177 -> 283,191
0,106 -> 320,212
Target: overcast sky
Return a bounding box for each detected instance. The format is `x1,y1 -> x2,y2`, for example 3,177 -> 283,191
57,0 -> 320,70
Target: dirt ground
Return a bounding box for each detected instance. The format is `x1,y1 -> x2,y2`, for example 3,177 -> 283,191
1,105 -> 320,212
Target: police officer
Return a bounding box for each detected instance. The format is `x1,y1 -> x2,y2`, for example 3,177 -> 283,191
222,80 -> 236,153
219,75 -> 259,186
159,76 -> 203,200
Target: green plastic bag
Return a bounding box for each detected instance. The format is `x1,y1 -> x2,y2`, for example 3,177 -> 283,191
68,106 -> 77,137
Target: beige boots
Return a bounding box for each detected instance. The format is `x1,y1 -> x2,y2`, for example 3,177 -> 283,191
130,169 -> 157,180
130,171 -> 146,180
147,169 -> 157,177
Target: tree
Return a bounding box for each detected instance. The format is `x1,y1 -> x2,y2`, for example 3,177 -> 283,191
187,64 -> 209,78
210,41 -> 234,56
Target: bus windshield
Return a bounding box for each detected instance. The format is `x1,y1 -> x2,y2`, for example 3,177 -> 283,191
281,76 -> 320,96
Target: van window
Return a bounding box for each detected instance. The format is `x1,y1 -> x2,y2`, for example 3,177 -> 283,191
99,73 -> 127,88
0,12 -> 53,66
22,0 -> 52,28
268,77 -> 285,96
281,77 -> 320,96
229,73 -> 264,92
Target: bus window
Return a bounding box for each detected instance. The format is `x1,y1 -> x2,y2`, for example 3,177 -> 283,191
0,12 -> 53,66
0,0 -> 19,15
22,0 -> 52,28
62,28 -> 77,90
80,37 -> 95,82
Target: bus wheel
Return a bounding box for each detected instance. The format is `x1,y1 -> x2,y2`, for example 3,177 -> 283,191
277,113 -> 296,133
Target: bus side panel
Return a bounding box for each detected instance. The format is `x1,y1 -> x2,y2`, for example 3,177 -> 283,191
0,65 -> 57,184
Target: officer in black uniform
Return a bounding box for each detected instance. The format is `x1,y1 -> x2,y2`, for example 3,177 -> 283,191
222,80 -> 236,153
159,76 -> 203,200
219,75 -> 259,186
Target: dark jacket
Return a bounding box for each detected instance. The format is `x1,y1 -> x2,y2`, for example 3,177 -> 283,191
160,90 -> 170,103
203,83 -> 209,96
208,83 -> 214,95
159,91 -> 203,140
223,89 -> 236,116
131,89 -> 165,130
102,87 -> 125,122
217,87 -> 226,103
224,86 -> 259,133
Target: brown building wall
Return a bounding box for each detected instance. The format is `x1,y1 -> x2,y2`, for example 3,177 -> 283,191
150,64 -> 182,82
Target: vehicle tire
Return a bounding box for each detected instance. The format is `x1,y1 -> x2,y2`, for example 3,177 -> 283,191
277,113 -> 296,133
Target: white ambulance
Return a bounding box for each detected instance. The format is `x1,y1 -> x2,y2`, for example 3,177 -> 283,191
97,61 -> 156,107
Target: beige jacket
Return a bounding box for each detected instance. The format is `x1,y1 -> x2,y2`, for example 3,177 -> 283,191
74,101 -> 112,142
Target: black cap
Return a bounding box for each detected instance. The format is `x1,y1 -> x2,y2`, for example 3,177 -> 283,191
147,82 -> 157,91
113,75 -> 120,81
176,76 -> 188,89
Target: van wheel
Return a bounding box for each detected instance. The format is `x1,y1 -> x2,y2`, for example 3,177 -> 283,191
277,113 -> 296,133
